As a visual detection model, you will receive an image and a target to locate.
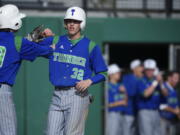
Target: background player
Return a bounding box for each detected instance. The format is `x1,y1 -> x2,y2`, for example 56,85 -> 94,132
136,59 -> 163,135
0,4 -> 53,135
123,59 -> 144,135
106,64 -> 127,135
160,71 -> 180,135
43,6 -> 107,135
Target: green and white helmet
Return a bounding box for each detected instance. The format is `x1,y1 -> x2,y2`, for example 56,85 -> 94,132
64,6 -> 86,30
0,4 -> 26,30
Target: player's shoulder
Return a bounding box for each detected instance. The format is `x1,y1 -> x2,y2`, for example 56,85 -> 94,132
87,39 -> 98,54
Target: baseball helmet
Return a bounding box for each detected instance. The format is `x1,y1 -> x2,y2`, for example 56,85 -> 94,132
0,4 -> 26,30
64,6 -> 86,30
108,64 -> 121,75
144,59 -> 157,69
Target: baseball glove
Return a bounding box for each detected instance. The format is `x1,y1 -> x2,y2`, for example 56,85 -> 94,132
26,25 -> 45,42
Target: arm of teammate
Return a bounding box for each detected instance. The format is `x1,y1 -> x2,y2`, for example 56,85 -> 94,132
19,38 -> 54,61
109,86 -> 128,107
160,104 -> 180,116
108,100 -> 127,108
136,79 -> 154,98
143,82 -> 158,97
75,45 -> 107,91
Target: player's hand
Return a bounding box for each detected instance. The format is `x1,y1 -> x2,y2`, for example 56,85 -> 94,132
174,108 -> 180,115
75,79 -> 93,91
119,85 -> 126,93
42,28 -> 55,37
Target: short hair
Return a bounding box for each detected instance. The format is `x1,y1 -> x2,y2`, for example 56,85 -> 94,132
165,70 -> 179,81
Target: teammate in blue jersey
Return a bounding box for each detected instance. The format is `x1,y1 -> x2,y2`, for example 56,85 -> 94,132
0,4 -> 53,135
136,59 -> 164,135
42,7 -> 107,135
123,59 -> 143,135
106,64 -> 127,135
160,71 -> 180,135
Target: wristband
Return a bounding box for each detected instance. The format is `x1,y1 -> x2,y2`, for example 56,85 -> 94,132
152,80 -> 158,87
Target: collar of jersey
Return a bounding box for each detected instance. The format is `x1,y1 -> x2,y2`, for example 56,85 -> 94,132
144,76 -> 155,82
0,31 -> 14,39
67,35 -> 84,46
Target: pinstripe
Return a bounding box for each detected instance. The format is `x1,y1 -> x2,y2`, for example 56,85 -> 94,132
46,87 -> 89,135
0,84 -> 17,135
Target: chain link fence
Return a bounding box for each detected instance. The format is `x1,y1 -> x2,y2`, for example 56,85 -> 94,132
0,0 -> 179,14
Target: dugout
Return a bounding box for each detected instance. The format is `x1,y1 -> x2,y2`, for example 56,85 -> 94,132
14,17 -> 180,135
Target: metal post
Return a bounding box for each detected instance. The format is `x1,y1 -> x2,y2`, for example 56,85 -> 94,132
112,0 -> 117,17
104,44 -> 109,135
165,0 -> 172,17
82,0 -> 87,12
143,0 -> 149,17
0,0 -> 2,6
169,44 -> 174,70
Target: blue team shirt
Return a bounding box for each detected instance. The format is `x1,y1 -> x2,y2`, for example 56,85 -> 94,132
0,32 -> 53,86
108,82 -> 126,112
123,74 -> 141,115
40,35 -> 107,87
136,76 -> 161,110
160,82 -> 179,120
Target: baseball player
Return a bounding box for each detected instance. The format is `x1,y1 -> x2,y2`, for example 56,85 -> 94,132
106,64 -> 127,135
42,7 -> 107,135
136,59 -> 163,135
160,71 -> 180,135
122,59 -> 144,135
0,4 -> 53,135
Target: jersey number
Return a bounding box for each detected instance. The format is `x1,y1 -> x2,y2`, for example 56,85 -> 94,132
71,68 -> 84,80
0,46 -> 6,67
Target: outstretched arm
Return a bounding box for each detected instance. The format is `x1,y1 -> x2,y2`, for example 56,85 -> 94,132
19,38 -> 54,61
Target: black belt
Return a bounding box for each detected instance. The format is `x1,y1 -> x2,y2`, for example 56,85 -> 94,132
55,86 -> 74,90
0,82 -> 12,87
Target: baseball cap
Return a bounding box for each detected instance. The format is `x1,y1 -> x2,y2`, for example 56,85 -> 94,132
108,64 -> 121,75
130,59 -> 141,70
144,59 -> 157,69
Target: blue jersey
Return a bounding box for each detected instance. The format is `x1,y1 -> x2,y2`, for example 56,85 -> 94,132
43,35 -> 107,87
136,76 -> 161,110
123,74 -> 140,115
0,32 -> 53,86
108,82 -> 126,112
160,82 -> 179,120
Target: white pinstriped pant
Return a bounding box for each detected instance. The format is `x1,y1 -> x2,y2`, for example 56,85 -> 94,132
0,84 -> 17,135
46,87 -> 89,135
138,110 -> 160,135
106,112 -> 124,135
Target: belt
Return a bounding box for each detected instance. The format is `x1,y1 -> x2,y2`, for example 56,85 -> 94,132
0,82 -> 12,87
55,86 -> 74,90
55,86 -> 89,97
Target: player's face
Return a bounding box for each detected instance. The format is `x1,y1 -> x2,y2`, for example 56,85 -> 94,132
65,19 -> 81,37
134,66 -> 144,77
113,72 -> 121,81
170,73 -> 179,87
145,69 -> 155,79
109,72 -> 121,82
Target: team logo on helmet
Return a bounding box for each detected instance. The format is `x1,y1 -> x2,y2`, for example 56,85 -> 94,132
71,9 -> 75,16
